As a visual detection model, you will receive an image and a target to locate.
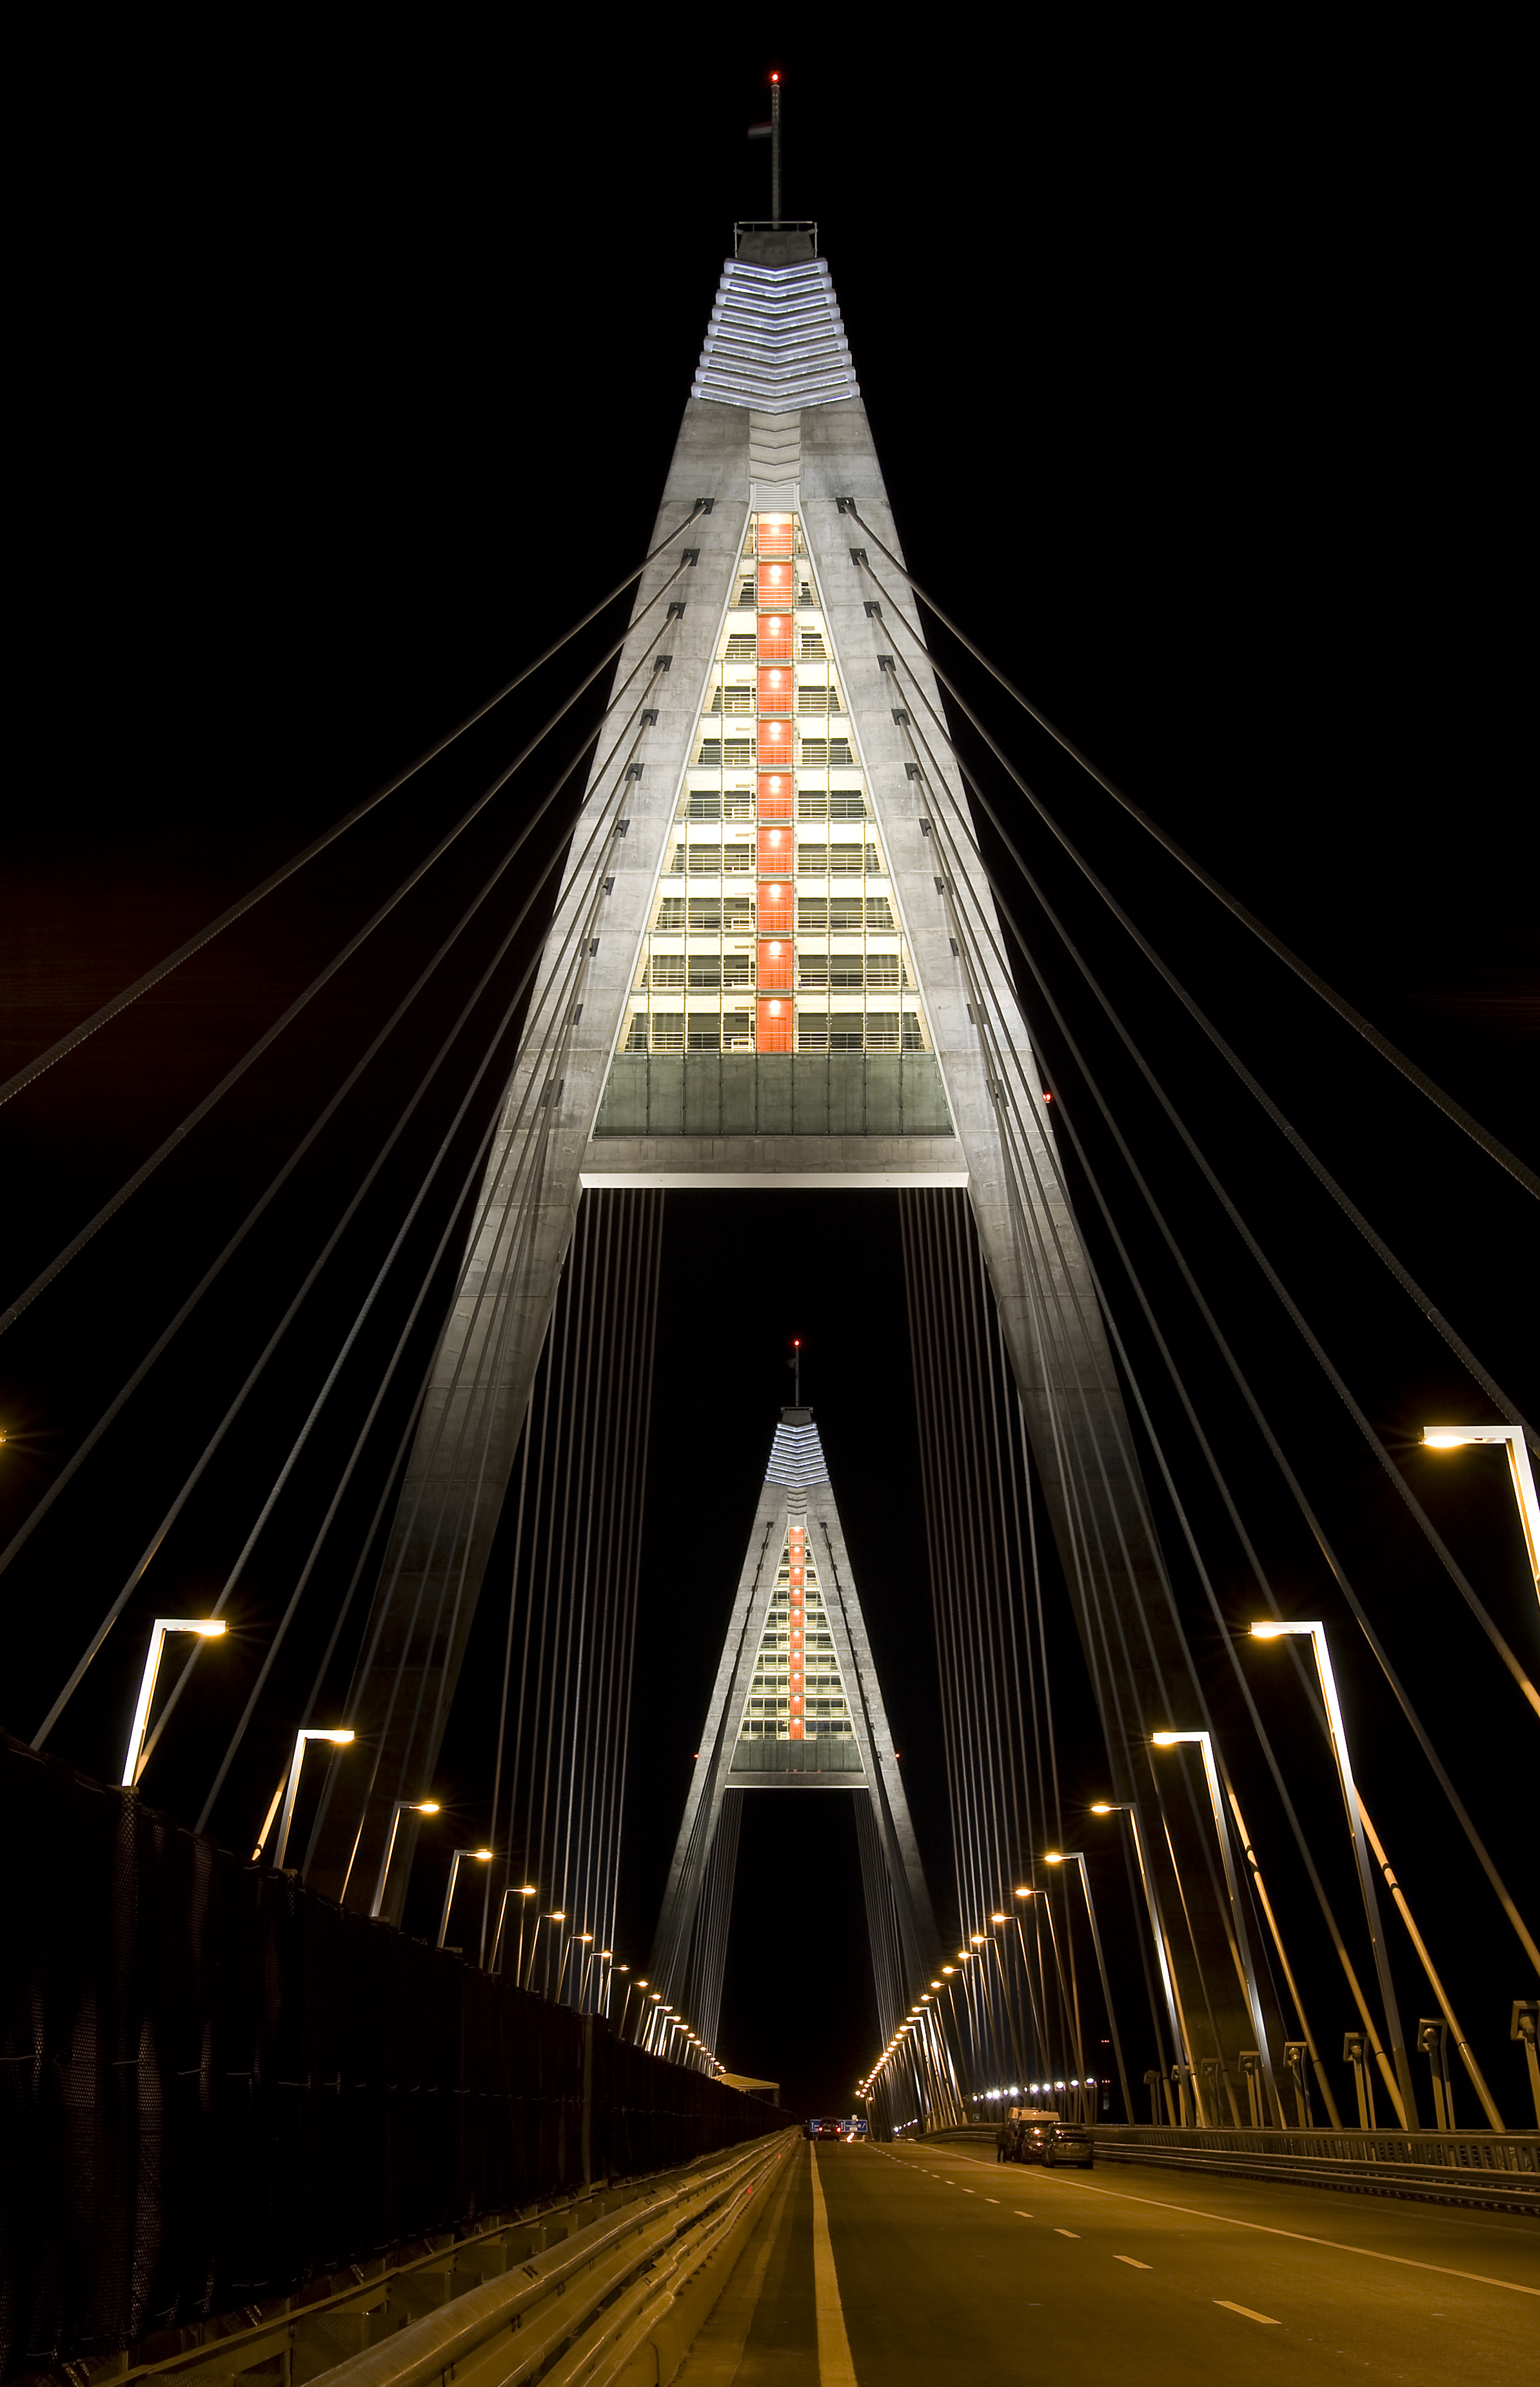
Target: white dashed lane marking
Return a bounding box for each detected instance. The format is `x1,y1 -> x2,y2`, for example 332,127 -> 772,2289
1216,2301 -> 1279,2325
1115,2257 -> 1151,2270
1054,2228 -> 1080,2239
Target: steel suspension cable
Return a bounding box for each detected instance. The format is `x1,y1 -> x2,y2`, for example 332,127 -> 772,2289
908,701 -> 1540,1975
914,741 -> 1339,2081
840,501 -> 1537,1201
1,645 -> 672,1586
28,690 -> 640,1742
1,563 -> 691,1339
181,786 -> 629,1813
894,644 -> 1540,1710
912,684 -> 1530,2026
870,570 -> 1537,1455
2,504 -> 707,1111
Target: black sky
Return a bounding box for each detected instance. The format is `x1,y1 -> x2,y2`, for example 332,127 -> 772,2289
5,26 -> 1534,2120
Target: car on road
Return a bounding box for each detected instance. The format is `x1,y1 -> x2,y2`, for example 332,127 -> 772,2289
810,2117 -> 844,2140
1043,2123 -> 1094,2169
998,2108 -> 1061,2163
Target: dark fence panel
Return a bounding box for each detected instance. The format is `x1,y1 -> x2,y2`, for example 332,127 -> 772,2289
0,1736 -> 776,2378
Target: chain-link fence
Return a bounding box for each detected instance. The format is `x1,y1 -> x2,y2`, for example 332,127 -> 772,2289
0,1732 -> 777,2377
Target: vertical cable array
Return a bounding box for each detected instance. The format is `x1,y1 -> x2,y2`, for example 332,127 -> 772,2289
470,1187 -> 664,1999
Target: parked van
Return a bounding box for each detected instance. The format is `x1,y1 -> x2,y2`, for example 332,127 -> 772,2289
998,2108 -> 1061,2163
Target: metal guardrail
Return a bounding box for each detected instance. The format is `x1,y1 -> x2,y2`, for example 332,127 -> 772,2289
916,2121 -> 1539,2212
69,2132 -> 793,2387
1090,2125 -> 1540,2213
1097,2123 -> 1539,2174
315,2127 -> 795,2387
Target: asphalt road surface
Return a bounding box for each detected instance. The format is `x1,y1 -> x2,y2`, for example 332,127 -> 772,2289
676,2135 -> 1539,2385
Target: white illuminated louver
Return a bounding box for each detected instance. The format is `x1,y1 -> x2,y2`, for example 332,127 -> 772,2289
692,261 -> 860,411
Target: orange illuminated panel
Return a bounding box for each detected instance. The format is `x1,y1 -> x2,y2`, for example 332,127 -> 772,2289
756,515 -> 794,558
757,665 -> 793,713
758,938 -> 793,990
758,878 -> 793,935
758,559 -> 795,609
757,772 -> 793,818
758,613 -> 793,660
758,823 -> 793,875
758,718 -> 793,770
758,996 -> 792,1053
788,1526 -> 806,1738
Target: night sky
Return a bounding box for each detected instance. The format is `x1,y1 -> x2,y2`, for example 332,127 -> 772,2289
6,30 -> 1534,2123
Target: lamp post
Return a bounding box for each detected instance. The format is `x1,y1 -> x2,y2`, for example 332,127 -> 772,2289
1152,1731 -> 1280,2126
1089,1805 -> 1193,2102
370,1800 -> 441,1920
437,1847 -> 493,1950
255,1727 -> 354,1868
570,1932 -> 595,2006
525,1910 -> 566,1992
1423,1426 -> 1540,1616
489,1884 -> 540,1978
1216,1781 -> 1343,2129
1251,1623 -> 1417,2127
1043,1852 -> 1132,2123
121,1619 -> 227,1787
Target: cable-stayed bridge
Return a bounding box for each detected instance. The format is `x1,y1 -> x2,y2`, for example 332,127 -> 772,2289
3,193 -> 1537,2382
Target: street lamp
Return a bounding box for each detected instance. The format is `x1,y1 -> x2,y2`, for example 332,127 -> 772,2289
525,1910 -> 566,1992
1423,1426 -> 1540,1616
1089,1803 -> 1194,2106
1043,1850 -> 1132,2122
1151,1732 -> 1280,2126
255,1727 -> 355,1868
489,1884 -> 540,1979
437,1848 -> 493,1950
122,1619 -> 227,1787
370,1800 -> 441,1920
1251,1622 -> 1417,2126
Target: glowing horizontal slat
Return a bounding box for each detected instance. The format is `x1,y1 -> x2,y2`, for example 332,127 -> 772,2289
693,259 -> 860,413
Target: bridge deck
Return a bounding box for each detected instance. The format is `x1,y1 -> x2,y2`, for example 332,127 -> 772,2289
676,2137 -> 1540,2387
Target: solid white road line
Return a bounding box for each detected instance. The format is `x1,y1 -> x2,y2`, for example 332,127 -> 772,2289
1215,2301 -> 1280,2325
809,2144 -> 859,2387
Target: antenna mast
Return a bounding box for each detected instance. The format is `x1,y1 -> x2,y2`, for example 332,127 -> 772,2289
770,71 -> 782,226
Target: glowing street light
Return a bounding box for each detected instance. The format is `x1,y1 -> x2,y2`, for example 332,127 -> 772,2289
1151,1732 -> 1280,2125
1088,1800 -> 1194,2103
254,1727 -> 354,1868
437,1847 -> 493,1950
122,1619 -> 226,1788
370,1799 -> 441,1920
1043,1850 -> 1132,2123
1251,1622 -> 1416,2125
489,1883 -> 540,1978
1423,1426 -> 1540,1615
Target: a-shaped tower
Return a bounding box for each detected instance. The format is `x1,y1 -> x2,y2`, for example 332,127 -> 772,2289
648,1404 -> 937,2054
307,217 -> 1274,2107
